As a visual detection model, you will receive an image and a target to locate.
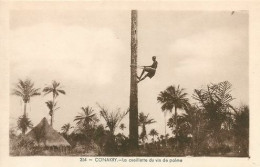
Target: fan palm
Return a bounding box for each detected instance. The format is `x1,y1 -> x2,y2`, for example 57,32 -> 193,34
17,114 -> 33,135
138,112 -> 156,144
157,85 -> 190,140
74,107 -> 98,129
43,80 -> 65,126
12,79 -> 41,116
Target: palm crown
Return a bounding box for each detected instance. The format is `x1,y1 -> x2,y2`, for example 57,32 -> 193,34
45,100 -> 59,116
12,79 -> 41,118
149,129 -> 158,141
43,80 -> 65,127
157,85 -> 190,142
43,80 -> 66,99
74,107 -> 98,128
17,114 -> 33,134
61,123 -> 73,134
12,79 -> 41,104
157,85 -> 190,112
138,112 -> 156,142
99,105 -> 128,135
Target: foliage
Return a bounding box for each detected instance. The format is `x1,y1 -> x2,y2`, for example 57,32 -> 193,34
43,80 -> 65,126
10,80 -> 249,157
74,107 -> 98,130
93,125 -> 108,154
233,105 -> 249,156
192,81 -> 234,132
12,79 -> 41,104
12,79 -> 41,123
98,104 -> 128,135
61,123 -> 73,135
149,129 -> 158,141
45,100 -> 59,117
119,123 -> 126,131
17,114 -> 33,135
43,80 -> 66,98
138,112 -> 156,144
192,81 -> 235,153
157,85 -> 190,140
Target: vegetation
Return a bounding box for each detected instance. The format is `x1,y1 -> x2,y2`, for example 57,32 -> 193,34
61,123 -> 73,136
12,79 -> 41,116
17,114 -> 33,135
10,80 -> 249,156
157,85 -> 190,148
45,100 -> 59,124
138,112 -> 156,146
149,129 -> 159,142
12,79 -> 40,134
43,80 -> 66,127
74,107 -> 98,129
119,123 -> 126,131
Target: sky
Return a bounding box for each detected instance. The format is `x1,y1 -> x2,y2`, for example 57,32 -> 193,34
9,10 -> 248,139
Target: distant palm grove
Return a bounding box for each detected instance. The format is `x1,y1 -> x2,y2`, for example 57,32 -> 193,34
10,79 -> 249,157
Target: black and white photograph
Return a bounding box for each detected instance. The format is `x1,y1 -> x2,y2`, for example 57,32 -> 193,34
8,8 -> 249,157
1,1 -> 260,167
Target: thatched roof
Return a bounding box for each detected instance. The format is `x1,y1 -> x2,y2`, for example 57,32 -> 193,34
25,117 -> 70,147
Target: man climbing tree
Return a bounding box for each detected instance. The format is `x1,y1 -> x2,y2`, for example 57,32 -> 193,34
135,56 -> 158,83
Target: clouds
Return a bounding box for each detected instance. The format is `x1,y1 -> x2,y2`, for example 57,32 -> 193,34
9,10 -> 248,137
160,24 -> 248,94
10,23 -> 127,86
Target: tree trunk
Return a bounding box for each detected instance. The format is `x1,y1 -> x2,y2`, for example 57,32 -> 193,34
164,111 -> 167,146
175,107 -> 178,148
51,94 -> 55,127
51,113 -> 53,127
129,10 -> 138,149
23,102 -> 27,117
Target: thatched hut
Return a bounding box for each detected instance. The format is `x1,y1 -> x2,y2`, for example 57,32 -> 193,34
25,117 -> 70,148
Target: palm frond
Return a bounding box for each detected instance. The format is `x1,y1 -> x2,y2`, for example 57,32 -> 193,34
57,89 -> 66,95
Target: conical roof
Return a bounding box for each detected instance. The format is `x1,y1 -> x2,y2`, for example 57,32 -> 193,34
25,117 -> 70,147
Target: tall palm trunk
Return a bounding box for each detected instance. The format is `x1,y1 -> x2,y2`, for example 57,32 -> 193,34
174,106 -> 179,148
129,10 -> 138,149
142,124 -> 146,148
50,113 -> 53,127
21,102 -> 27,135
51,94 -> 55,127
164,111 -> 168,146
23,102 -> 27,117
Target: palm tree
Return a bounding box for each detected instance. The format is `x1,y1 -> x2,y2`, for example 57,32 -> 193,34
138,112 -> 156,145
61,123 -> 73,135
119,123 -> 126,131
157,85 -> 190,143
45,100 -> 59,126
149,129 -> 158,143
233,105 -> 249,156
129,10 -> 138,149
98,105 -> 128,135
12,79 -> 41,116
17,114 -> 33,135
43,80 -> 65,126
192,81 -> 235,137
74,107 -> 98,129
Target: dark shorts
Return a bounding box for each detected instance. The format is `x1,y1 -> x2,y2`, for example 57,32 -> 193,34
144,67 -> 156,78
